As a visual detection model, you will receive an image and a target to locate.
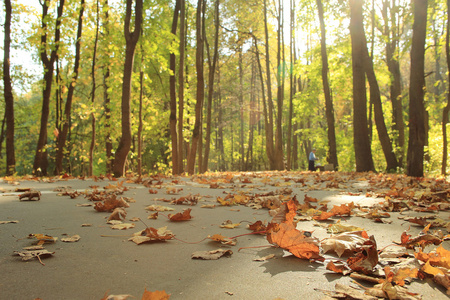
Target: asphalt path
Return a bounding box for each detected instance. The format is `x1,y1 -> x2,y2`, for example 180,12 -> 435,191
0,172 -> 448,300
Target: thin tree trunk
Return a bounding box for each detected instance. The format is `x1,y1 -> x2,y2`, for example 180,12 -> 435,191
275,0 -> 284,170
263,0 -> 276,170
103,0 -> 113,174
186,0 -> 204,174
137,43 -> 144,177
350,0 -> 375,172
169,0 -> 180,175
239,44 -> 244,170
3,0 -> 15,175
406,0 -> 428,177
202,0 -> 219,173
88,0 -> 100,177
55,0 -> 84,175
316,0 -> 338,170
178,0 -> 186,174
113,0 -> 143,177
33,0 -> 65,176
443,0 -> 450,175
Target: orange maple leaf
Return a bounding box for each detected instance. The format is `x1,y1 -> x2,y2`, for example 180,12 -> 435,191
267,221 -> 323,261
330,202 -> 354,216
248,220 -> 267,233
168,208 -> 192,221
142,289 -> 170,300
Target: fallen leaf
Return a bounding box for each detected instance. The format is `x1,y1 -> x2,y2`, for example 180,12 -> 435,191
220,220 -> 241,229
253,254 -> 275,261
191,249 -> 233,260
14,249 -> 55,263
28,234 -> 57,245
321,231 -> 369,257
142,288 -> 170,300
0,220 -> 19,224
168,208 -> 192,221
107,207 -> 127,221
129,226 -> 174,245
61,234 -> 81,242
145,205 -> 174,212
347,235 -> 378,274
207,234 -> 237,245
148,212 -> 159,219
111,223 -> 135,230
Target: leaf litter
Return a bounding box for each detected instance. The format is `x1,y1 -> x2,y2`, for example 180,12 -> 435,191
7,171 -> 450,298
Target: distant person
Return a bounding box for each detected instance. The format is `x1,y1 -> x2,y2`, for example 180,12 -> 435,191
308,148 -> 318,171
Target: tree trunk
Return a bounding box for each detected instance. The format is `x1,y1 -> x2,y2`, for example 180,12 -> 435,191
178,0 -> 186,174
169,0 -> 180,175
316,0 -> 338,170
364,48 -> 399,171
443,0 -> 450,175
186,0 -> 205,174
3,0 -> 15,175
33,0 -> 65,176
55,0 -> 84,175
88,0 -> 100,177
113,0 -> 143,177
349,0 -> 375,172
102,0 -> 113,174
202,0 -> 219,173
275,0 -> 284,170
382,0 -> 405,166
263,0 -> 276,170
406,0 -> 428,177
239,44 -> 245,170
138,44 -> 144,177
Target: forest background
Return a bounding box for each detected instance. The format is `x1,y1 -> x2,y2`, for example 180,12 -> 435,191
1,0 -> 449,178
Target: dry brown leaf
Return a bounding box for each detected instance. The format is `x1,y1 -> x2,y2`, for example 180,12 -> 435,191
347,235 -> 378,274
253,254 -> 275,261
207,234 -> 237,245
61,234 -> 81,242
168,208 -> 192,221
14,249 -> 54,262
0,220 -> 19,224
145,205 -> 174,212
191,249 -> 233,260
321,231 -> 369,257
111,223 -> 135,230
129,226 -> 174,245
107,207 -> 127,221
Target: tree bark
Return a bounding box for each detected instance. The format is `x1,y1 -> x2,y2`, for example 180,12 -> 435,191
55,0 -> 85,175
88,0 -> 100,177
316,0 -> 338,170
103,0 -> 113,174
3,0 -> 15,175
349,0 -> 375,172
178,0 -> 186,174
406,0 -> 428,177
275,0 -> 284,170
201,0 -> 219,173
382,0 -> 405,166
113,0 -> 143,177
169,0 -> 180,175
443,0 -> 450,175
186,0 -> 205,174
33,0 -> 65,176
263,0 -> 276,170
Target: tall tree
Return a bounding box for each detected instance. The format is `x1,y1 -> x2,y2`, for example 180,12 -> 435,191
3,0 -> 15,175
381,0 -> 405,165
263,0 -> 276,170
89,0 -> 100,176
178,0 -> 186,174
169,0 -> 180,175
33,0 -> 65,176
55,0 -> 85,175
201,0 -> 219,173
274,0 -> 284,170
349,0 -> 375,172
443,0 -> 450,175
186,0 -> 205,174
103,0 -> 113,174
113,0 -> 143,177
316,0 -> 338,170
406,0 -> 428,177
